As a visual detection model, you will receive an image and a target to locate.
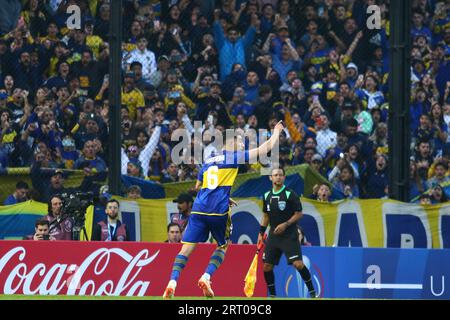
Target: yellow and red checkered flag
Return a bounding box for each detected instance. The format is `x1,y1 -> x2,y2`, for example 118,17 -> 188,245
244,234 -> 266,297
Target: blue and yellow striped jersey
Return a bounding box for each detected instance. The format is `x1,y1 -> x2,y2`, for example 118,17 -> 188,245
192,151 -> 249,216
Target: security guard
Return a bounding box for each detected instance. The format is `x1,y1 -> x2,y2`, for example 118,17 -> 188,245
258,167 -> 316,298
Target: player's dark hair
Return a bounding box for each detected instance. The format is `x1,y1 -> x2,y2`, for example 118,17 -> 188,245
35,218 -> 49,228
167,222 -> 182,232
16,181 -> 29,190
48,195 -> 63,216
271,167 -> 286,175
106,199 -> 120,207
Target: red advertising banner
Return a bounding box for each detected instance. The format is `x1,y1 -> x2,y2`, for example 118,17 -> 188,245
0,241 -> 267,297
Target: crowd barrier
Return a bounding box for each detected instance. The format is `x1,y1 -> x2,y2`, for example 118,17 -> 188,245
1,198 -> 448,249
0,241 -> 265,297
1,240 -> 448,299
275,246 -> 450,299
0,164 -> 327,203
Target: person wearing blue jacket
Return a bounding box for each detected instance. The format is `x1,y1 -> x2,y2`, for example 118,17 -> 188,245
213,9 -> 258,81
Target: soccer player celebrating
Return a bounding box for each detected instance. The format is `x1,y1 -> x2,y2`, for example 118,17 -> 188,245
163,121 -> 285,298
258,167 -> 316,298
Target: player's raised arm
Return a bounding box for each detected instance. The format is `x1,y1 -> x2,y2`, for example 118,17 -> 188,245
248,121 -> 285,163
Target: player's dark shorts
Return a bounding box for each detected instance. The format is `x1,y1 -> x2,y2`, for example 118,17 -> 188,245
263,231 -> 302,265
182,211 -> 232,247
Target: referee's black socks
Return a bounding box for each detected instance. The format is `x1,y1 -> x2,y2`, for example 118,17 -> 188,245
264,270 -> 276,297
298,266 -> 317,298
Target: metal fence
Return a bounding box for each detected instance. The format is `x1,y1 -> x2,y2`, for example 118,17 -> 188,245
0,0 -> 449,205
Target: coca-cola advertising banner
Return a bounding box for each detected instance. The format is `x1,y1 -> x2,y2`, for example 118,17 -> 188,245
0,241 -> 266,297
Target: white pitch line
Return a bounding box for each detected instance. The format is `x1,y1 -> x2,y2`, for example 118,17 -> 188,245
348,283 -> 423,289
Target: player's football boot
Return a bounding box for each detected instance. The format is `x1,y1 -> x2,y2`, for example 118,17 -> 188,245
198,276 -> 214,298
163,280 -> 177,299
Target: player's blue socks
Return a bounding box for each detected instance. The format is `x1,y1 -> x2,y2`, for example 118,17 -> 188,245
205,248 -> 225,277
170,254 -> 188,281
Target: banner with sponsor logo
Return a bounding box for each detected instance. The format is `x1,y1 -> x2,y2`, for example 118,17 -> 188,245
2,198 -> 449,248
274,246 -> 450,299
163,198 -> 450,249
0,241 -> 266,297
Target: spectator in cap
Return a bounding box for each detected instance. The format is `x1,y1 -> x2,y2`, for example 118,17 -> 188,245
170,192 -> 193,232
126,158 -> 144,178
148,55 -> 170,88
30,166 -> 69,203
310,153 -> 326,177
332,98 -> 355,134
345,62 -> 359,88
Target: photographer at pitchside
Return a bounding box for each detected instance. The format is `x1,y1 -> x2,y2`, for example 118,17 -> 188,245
23,219 -> 55,241
45,195 -> 74,241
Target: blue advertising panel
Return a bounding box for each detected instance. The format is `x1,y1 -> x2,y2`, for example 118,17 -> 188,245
274,246 -> 450,299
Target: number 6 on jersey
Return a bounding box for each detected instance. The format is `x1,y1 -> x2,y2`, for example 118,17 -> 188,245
206,166 -> 219,189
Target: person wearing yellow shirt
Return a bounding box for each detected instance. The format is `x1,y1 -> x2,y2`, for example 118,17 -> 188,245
84,20 -> 104,60
122,72 -> 145,122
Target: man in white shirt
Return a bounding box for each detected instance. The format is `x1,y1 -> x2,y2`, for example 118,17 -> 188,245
123,36 -> 157,82
315,113 -> 337,157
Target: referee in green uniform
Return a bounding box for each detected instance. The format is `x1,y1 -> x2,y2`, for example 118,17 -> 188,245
258,167 -> 316,298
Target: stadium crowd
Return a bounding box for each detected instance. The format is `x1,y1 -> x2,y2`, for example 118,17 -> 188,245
0,0 -> 449,205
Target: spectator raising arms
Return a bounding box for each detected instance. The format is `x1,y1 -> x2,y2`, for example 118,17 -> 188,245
0,0 -> 447,205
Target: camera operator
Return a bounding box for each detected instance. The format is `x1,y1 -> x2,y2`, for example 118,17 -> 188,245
24,219 -> 55,241
92,199 -> 128,241
45,195 -> 74,240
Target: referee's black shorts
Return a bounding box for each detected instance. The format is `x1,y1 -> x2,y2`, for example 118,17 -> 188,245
262,231 -> 302,265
